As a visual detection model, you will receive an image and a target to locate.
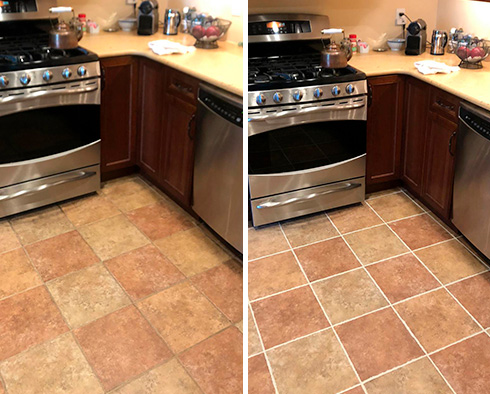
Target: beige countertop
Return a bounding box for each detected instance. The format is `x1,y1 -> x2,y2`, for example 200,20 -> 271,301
349,51 -> 490,111
81,30 -> 243,97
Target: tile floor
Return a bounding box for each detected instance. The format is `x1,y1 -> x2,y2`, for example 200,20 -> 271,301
248,188 -> 490,394
0,175 -> 243,394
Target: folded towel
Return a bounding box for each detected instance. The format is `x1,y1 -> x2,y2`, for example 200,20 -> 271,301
148,40 -> 196,56
414,60 -> 460,75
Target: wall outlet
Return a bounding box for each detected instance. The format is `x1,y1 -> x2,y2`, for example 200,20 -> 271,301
395,8 -> 406,26
231,5 -> 242,17
126,0 -> 137,5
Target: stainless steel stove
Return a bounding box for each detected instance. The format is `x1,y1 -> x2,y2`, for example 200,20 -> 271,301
0,2 -> 101,218
248,14 -> 368,227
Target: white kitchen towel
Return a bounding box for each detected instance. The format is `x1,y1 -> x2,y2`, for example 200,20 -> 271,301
414,60 -> 460,75
148,40 -> 196,55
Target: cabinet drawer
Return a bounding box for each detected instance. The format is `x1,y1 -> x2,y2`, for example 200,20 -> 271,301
430,87 -> 460,122
167,68 -> 199,104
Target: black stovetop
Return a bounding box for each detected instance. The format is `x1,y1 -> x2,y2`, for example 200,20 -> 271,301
0,20 -> 98,72
248,39 -> 366,91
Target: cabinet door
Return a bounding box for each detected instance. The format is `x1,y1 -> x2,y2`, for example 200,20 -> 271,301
402,77 -> 429,195
159,94 -> 197,207
422,112 -> 458,219
137,59 -> 166,181
100,57 -> 138,176
366,75 -> 405,188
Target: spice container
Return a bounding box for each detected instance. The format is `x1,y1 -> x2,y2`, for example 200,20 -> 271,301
78,13 -> 87,33
349,34 -> 358,54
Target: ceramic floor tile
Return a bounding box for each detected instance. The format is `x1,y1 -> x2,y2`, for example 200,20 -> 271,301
249,308 -> 262,356
343,387 -> 364,394
448,272 -> 490,328
415,239 -> 487,284
47,263 -> 131,328
395,289 -> 480,353
26,230 -> 99,282
191,260 -> 243,322
0,333 -> 103,394
179,327 -> 242,394
248,224 -> 290,260
313,269 -> 388,324
0,220 -> 21,254
60,193 -> 120,227
248,354 -> 275,394
343,225 -> 409,265
252,286 -> 329,349
154,227 -> 229,277
0,381 -> 4,394
248,251 -> 306,300
111,359 -> 201,394
138,281 -> 229,353
105,245 -> 185,300
294,237 -> 361,281
236,320 -> 243,332
101,177 -> 162,212
281,213 -> 338,247
328,202 -> 383,234
9,206 -> 74,245
364,357 -> 451,394
367,254 -> 440,303
432,333 -> 490,394
366,188 -> 401,200
0,286 -> 68,361
0,248 -> 41,299
126,202 -> 194,241
336,308 -> 423,380
389,214 -> 452,250
368,192 -> 424,222
267,329 -> 358,394
74,305 -> 172,391
79,215 -> 149,261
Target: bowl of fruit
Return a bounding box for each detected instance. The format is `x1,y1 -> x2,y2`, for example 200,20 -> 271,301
190,17 -> 232,49
455,37 -> 489,69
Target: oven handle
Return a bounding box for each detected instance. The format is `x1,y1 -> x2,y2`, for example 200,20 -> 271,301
0,85 -> 98,105
0,171 -> 96,202
249,102 -> 365,122
256,182 -> 362,209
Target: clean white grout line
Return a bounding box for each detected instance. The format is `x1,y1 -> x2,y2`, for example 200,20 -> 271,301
278,222 -> 368,394
365,189 -> 403,201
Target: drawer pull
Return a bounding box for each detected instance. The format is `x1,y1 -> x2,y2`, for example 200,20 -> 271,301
174,82 -> 193,94
449,131 -> 457,156
436,99 -> 455,111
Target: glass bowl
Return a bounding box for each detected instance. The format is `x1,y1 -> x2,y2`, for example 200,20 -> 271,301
455,38 -> 489,69
190,18 -> 232,49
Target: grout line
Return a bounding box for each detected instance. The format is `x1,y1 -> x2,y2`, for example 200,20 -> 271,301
365,189 -> 403,201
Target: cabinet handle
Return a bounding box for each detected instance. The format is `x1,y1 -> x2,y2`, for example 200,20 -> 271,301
101,64 -> 106,91
436,99 -> 455,111
367,82 -> 373,107
187,113 -> 196,140
174,82 -> 193,94
449,131 -> 457,156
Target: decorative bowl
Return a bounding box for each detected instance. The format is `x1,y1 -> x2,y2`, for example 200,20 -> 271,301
190,18 -> 232,49
118,18 -> 137,32
387,38 -> 405,51
455,37 -> 489,69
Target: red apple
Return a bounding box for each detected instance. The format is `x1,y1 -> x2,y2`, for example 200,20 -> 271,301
457,46 -> 470,59
205,25 -> 221,38
470,47 -> 485,58
191,25 -> 205,39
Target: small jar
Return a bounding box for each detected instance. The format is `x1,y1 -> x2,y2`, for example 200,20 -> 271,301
349,34 -> 358,54
78,13 -> 87,33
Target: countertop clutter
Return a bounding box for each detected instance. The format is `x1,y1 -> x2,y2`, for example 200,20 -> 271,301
349,51 -> 490,111
81,30 -> 243,96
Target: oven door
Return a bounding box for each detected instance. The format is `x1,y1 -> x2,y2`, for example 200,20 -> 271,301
0,78 -> 101,188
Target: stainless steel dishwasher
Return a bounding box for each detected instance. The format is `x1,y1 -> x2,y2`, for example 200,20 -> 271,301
452,101 -> 490,259
193,84 -> 243,253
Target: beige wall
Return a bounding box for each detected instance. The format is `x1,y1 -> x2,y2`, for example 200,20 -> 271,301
64,0 -> 243,43
437,0 -> 490,37
249,0 -> 440,46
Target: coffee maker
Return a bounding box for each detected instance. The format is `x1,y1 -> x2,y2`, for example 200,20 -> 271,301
405,19 -> 427,55
137,0 -> 159,35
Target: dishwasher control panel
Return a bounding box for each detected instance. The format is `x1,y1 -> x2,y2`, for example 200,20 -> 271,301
461,106 -> 490,140
199,89 -> 243,127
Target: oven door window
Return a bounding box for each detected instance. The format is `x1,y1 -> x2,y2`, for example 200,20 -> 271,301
249,120 -> 366,175
0,105 -> 100,165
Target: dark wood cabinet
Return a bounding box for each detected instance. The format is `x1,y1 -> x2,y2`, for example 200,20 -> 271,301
421,112 -> 458,219
100,57 -> 138,179
401,77 -> 429,194
366,75 -> 405,189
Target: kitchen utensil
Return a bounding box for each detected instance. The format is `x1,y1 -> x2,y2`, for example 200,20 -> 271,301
431,30 -> 448,55
181,6 -> 196,33
163,9 -> 181,35
455,37 -> 489,69
387,38 -> 405,51
190,18 -> 231,49
48,7 -> 83,50
405,19 -> 427,55
448,28 -> 464,54
118,18 -> 137,32
320,28 -> 352,69
137,0 -> 159,36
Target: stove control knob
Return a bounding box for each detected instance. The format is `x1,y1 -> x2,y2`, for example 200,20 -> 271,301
42,71 -> 53,82
331,86 -> 341,96
256,94 -> 266,105
19,73 -> 31,86
273,92 -> 283,103
292,90 -> 303,101
346,84 -> 355,94
313,88 -> 323,99
77,66 -> 87,77
0,76 -> 9,88
62,68 -> 73,79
